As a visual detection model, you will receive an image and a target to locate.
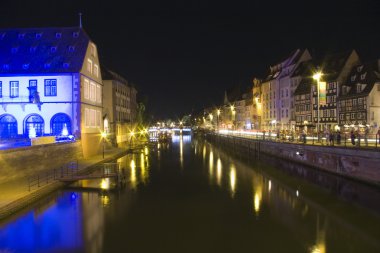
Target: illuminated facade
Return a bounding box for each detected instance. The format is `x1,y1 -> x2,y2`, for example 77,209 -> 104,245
0,27 -> 103,157
261,49 -> 311,131
338,61 -> 380,131
102,68 -> 138,146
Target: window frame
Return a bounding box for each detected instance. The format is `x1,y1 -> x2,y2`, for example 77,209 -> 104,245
10,81 -> 19,98
44,79 -> 57,96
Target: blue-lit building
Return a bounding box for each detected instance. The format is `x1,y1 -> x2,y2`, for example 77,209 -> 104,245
0,27 -> 103,157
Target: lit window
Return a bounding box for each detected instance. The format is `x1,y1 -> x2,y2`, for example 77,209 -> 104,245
84,78 -> 89,99
91,44 -> 96,57
10,81 -> 19,98
90,82 -> 96,101
87,59 -> 92,73
0,81 -> 2,97
94,64 -> 99,77
55,32 -> 62,38
85,108 -> 90,127
44,79 -> 57,96
96,84 -> 101,103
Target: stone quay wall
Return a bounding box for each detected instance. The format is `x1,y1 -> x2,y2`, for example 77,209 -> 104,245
0,141 -> 83,183
207,134 -> 380,186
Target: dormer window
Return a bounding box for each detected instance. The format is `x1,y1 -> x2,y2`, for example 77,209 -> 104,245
29,46 -> 37,53
72,31 -> 79,38
357,65 -> 363,72
35,33 -> 42,39
50,46 -> 57,53
18,33 -> 25,39
63,62 -> 70,68
44,63 -> 51,69
356,83 -> 366,93
3,64 -> 9,70
55,32 -> 62,38
22,63 -> 30,70
351,75 -> 356,82
11,47 -> 18,54
68,46 -> 75,52
360,72 -> 367,80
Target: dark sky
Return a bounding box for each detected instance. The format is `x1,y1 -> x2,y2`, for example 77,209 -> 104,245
1,0 -> 380,119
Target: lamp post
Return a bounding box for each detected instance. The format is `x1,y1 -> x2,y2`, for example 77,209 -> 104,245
101,132 -> 107,159
230,105 -> 235,130
313,72 -> 322,140
217,109 -> 220,132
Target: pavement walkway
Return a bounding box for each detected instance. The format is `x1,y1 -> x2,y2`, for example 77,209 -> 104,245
0,145 -> 137,219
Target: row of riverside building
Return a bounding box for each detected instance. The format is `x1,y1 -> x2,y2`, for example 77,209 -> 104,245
201,49 -> 380,134
0,26 -> 138,157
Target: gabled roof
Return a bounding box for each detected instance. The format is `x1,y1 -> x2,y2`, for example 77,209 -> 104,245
101,66 -> 128,85
263,49 -> 306,82
316,50 -> 358,82
339,61 -> 380,98
293,60 -> 316,95
0,27 -> 90,74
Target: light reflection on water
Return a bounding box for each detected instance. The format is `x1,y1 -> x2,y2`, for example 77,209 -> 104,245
0,138 -> 380,252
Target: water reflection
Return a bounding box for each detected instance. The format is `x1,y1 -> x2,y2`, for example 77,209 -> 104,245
1,139 -> 380,253
229,164 -> 236,197
216,158 -> 222,186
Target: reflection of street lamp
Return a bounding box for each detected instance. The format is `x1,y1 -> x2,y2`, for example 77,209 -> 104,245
313,72 -> 322,135
209,113 -> 213,128
101,132 -> 107,158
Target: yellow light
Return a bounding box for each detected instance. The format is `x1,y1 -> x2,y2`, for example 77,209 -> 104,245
217,109 -> 220,116
180,121 -> 183,125
230,105 -> 235,111
216,158 -> 222,186
101,132 -> 107,138
144,146 -> 148,155
130,131 -> 135,136
100,178 -> 110,190
313,72 -> 322,80
230,164 -> 236,196
101,195 -> 110,206
254,193 -> 261,213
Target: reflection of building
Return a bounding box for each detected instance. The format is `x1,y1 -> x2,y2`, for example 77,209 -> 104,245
338,61 -> 380,131
0,27 -> 103,157
102,67 -> 138,147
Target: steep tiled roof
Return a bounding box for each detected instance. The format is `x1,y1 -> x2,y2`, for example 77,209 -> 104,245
315,50 -> 356,82
0,27 -> 89,74
339,61 -> 380,99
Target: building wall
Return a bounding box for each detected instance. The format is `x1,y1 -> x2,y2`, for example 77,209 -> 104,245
79,42 -> 103,157
0,74 -> 75,136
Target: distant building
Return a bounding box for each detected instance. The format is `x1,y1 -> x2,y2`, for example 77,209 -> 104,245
102,67 -> 138,147
0,27 -> 103,157
338,60 -> 380,132
261,49 -> 311,131
311,50 -> 360,131
252,78 -> 262,130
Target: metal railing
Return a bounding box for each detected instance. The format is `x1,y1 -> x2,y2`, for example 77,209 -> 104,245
217,130 -> 380,149
27,160 -> 78,191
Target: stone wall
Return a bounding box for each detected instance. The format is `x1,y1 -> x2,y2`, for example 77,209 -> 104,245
0,141 -> 83,183
208,134 -> 380,186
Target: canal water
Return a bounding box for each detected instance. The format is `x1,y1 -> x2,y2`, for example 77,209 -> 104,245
1,135 -> 380,253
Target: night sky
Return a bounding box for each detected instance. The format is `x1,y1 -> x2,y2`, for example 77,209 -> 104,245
1,0 -> 380,119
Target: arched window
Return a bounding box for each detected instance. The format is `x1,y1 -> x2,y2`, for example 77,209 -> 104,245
0,114 -> 17,138
51,113 -> 71,136
24,114 -> 44,137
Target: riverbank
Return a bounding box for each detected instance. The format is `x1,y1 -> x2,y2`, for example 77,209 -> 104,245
0,142 -> 148,220
206,133 -> 380,187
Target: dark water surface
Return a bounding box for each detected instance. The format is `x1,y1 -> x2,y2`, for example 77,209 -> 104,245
1,135 -> 380,253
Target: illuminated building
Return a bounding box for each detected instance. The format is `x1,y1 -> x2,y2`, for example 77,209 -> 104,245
261,49 -> 311,131
338,61 -> 380,131
101,68 -> 138,147
0,27 -> 103,157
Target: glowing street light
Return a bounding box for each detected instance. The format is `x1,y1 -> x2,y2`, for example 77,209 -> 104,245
313,71 -> 323,136
101,131 -> 107,158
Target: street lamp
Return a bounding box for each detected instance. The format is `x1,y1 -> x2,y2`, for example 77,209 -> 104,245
230,105 -> 235,130
101,131 -> 107,158
313,72 -> 322,138
217,109 -> 220,131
